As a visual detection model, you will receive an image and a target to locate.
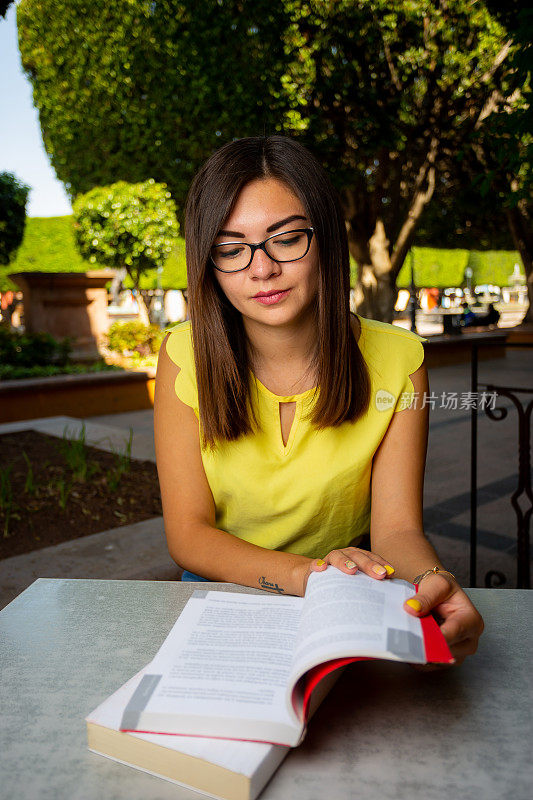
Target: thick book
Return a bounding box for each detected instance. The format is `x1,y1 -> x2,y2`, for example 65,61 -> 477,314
86,668 -> 289,800
117,569 -> 453,747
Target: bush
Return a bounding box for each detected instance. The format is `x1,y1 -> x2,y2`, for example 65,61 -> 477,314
0,171 -> 30,266
0,328 -> 71,368
107,321 -> 164,357
0,361 -> 120,381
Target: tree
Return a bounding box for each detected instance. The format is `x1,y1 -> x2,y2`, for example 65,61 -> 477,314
17,0 -> 288,215
0,1 -> 14,19
465,1 -> 532,321
0,172 -> 30,326
72,180 -> 179,324
18,1 -> 522,321
0,172 -> 30,265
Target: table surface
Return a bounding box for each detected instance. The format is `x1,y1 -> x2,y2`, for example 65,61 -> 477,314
0,579 -> 531,800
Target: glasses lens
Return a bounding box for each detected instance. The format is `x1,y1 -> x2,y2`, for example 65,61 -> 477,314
211,242 -> 251,272
265,230 -> 309,262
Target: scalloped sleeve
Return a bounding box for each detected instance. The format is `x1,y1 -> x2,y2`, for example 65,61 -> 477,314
393,331 -> 428,412
163,322 -> 199,418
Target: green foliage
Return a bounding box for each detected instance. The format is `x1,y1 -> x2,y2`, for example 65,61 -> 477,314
57,424 -> 99,483
2,216 -> 101,291
14,0 -> 529,313
17,0 -> 287,215
107,320 -> 164,355
465,250 -> 524,287
22,452 -> 36,496
0,328 -> 71,367
397,248 -> 523,288
1,216 -> 186,292
18,0 -> 512,210
0,172 -> 30,265
0,361 -> 119,381
72,179 -> 179,292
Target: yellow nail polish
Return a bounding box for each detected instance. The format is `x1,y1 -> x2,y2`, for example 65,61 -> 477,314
345,560 -> 356,569
372,564 -> 387,575
316,559 -> 326,566
406,598 -> 422,612
384,564 -> 395,576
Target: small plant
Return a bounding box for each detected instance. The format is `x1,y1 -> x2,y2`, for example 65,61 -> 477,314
55,477 -> 72,511
105,428 -> 134,492
106,467 -> 121,493
0,466 -> 14,537
22,451 -> 36,496
58,424 -> 98,482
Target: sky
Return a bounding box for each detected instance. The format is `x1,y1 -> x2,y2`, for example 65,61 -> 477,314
0,2 -> 72,217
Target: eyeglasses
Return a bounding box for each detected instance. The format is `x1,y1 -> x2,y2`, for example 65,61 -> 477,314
210,227 -> 315,273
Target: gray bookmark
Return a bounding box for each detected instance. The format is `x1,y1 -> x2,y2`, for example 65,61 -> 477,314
120,673 -> 162,730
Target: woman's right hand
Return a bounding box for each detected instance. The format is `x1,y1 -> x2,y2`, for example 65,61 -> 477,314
297,547 -> 395,596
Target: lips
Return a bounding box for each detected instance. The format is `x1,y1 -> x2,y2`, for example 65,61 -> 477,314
253,289 -> 292,306
253,290 -> 289,298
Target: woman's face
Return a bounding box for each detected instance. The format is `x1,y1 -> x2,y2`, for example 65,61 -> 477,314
211,177 -> 319,332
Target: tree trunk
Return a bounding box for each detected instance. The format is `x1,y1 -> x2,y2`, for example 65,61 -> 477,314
136,292 -> 151,326
128,267 -> 151,326
343,140 -> 438,323
506,203 -> 533,324
347,219 -> 397,323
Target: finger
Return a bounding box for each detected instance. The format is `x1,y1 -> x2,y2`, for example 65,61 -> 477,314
325,551 -> 360,574
440,609 -> 484,645
340,550 -> 393,580
310,558 -> 328,572
439,614 -> 469,645
404,574 -> 453,616
448,637 -> 479,662
345,548 -> 395,576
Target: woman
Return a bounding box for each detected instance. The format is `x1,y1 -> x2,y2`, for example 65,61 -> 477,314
154,135 -> 483,665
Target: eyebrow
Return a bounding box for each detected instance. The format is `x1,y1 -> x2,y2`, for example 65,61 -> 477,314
217,214 -> 308,239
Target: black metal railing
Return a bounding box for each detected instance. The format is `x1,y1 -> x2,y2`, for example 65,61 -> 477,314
470,341 -> 533,588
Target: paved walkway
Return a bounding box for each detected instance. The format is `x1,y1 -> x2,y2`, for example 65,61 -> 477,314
1,349 -> 531,608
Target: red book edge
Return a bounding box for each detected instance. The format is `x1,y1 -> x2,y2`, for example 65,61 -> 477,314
301,588 -> 454,720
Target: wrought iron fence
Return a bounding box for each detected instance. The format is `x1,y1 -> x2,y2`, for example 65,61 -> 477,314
470,341 -> 532,588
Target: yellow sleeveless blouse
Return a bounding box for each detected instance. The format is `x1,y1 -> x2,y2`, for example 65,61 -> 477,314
165,316 -> 427,559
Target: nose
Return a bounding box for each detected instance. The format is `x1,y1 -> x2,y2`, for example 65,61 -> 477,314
248,247 -> 282,280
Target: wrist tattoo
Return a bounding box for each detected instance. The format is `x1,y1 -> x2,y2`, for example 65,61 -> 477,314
258,576 -> 285,594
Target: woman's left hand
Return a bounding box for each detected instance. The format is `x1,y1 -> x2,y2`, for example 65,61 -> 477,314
404,573 -> 484,666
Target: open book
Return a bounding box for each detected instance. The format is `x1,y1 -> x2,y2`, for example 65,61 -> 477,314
118,569 -> 452,747
86,668 -> 289,800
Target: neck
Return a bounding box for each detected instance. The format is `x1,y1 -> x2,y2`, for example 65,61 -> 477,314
244,309 -> 319,386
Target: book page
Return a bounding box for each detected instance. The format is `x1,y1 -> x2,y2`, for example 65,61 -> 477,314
289,569 -> 426,687
121,591 -> 304,736
87,666 -> 289,777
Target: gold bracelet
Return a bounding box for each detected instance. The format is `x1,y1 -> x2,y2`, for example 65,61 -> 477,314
412,566 -> 457,585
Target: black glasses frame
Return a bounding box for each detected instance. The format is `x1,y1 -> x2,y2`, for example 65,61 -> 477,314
210,227 -> 315,273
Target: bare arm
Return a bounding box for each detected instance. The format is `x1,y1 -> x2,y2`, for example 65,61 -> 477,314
370,361 -> 484,664
154,334 -> 313,596
370,361 -> 442,579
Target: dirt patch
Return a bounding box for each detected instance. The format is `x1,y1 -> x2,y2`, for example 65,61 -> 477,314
0,429 -> 162,559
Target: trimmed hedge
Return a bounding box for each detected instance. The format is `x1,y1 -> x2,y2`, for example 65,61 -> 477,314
2,216 -> 187,292
2,215 -> 523,292
397,247 -> 523,289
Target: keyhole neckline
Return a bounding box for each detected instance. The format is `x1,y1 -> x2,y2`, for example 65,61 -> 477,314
250,374 -> 317,404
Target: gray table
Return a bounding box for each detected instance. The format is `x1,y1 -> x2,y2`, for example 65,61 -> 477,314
0,579 -> 531,800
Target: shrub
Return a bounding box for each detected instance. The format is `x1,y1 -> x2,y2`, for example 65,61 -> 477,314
0,328 -> 71,368
107,321 -> 164,356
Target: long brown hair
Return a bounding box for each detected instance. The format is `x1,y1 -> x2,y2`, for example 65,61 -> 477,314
185,135 -> 370,447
